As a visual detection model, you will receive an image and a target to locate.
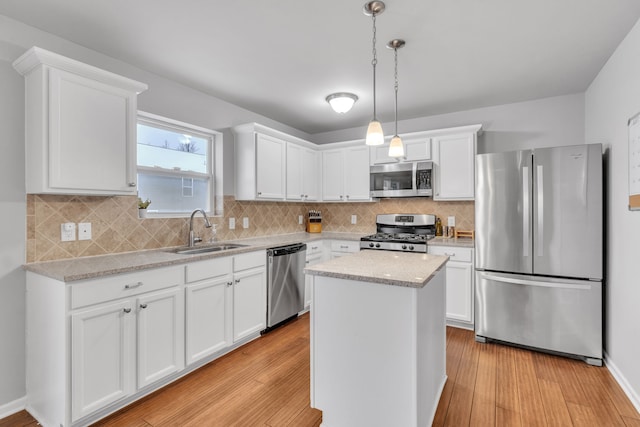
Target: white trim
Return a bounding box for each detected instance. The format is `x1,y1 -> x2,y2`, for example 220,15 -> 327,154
604,351 -> 640,414
0,396 -> 27,419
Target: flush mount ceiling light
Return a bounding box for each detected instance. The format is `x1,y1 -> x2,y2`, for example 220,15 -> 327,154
363,1 -> 385,146
387,39 -> 405,158
326,92 -> 359,113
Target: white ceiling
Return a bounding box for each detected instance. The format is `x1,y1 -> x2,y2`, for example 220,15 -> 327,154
1,0 -> 640,135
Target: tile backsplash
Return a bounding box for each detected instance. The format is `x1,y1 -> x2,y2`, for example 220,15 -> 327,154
26,195 -> 474,262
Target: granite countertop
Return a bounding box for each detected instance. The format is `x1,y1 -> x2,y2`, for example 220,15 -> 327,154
429,236 -> 475,248
24,232 -> 365,282
305,250 -> 449,289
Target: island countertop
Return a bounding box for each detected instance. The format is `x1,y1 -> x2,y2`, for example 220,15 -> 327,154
305,250 -> 449,289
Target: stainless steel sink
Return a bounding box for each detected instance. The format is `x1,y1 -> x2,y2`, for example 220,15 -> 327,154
168,243 -> 248,255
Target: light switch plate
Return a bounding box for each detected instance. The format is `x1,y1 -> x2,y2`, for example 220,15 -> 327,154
351,215 -> 357,225
242,217 -> 249,229
448,216 -> 456,227
299,215 -> 303,225
61,223 -> 76,241
229,217 -> 235,230
78,223 -> 92,240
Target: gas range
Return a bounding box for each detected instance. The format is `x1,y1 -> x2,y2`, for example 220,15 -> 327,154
360,214 -> 436,253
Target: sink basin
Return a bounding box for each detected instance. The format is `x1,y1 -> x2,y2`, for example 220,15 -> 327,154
169,243 -> 248,255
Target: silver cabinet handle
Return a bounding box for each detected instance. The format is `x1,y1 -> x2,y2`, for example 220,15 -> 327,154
257,192 -> 262,195
227,281 -> 233,287
536,164 -> 544,257
346,195 -> 350,199
301,194 -> 304,198
523,166 -> 530,257
235,279 -> 240,284
140,303 -> 148,309
125,282 -> 143,289
340,245 -> 349,249
123,308 -> 132,313
128,182 -> 136,187
339,195 -> 343,199
304,195 -> 308,198
444,252 -> 456,257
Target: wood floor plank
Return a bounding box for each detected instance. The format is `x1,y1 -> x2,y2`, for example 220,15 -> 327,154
443,331 -> 481,426
538,378 -> 573,427
593,363 -> 640,420
513,346 -> 547,426
567,401 -> 599,425
470,341 -> 496,426
570,362 -> 626,426
0,410 -> 39,427
623,415 -> 640,427
433,326 -> 469,427
496,344 -> 522,426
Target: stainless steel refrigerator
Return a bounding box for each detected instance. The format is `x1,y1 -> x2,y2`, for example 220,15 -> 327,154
474,143 -> 603,365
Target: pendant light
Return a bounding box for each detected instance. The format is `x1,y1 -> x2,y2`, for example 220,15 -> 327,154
363,1 -> 385,146
387,39 -> 405,158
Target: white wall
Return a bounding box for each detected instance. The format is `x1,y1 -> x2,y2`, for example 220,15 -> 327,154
586,18 -> 640,409
0,41 -> 26,411
312,93 -> 585,154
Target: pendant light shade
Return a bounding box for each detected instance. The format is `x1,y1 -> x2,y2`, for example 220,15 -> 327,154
364,1 -> 385,146
387,39 -> 405,158
366,120 -> 385,146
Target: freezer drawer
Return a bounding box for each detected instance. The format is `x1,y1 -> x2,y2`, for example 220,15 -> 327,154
475,271 -> 602,362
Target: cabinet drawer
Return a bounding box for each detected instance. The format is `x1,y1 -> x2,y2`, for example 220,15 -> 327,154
233,251 -> 266,272
186,256 -> 232,283
307,240 -> 324,255
70,266 -> 183,309
330,240 -> 360,253
306,252 -> 324,266
428,246 -> 473,263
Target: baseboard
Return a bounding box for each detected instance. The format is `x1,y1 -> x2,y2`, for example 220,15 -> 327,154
0,396 -> 26,419
604,351 -> 640,414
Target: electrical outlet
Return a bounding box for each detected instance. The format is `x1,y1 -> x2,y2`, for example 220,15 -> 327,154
299,215 -> 303,225
78,223 -> 92,240
448,216 -> 456,227
351,214 -> 357,225
229,217 -> 235,230
242,217 -> 249,229
60,223 -> 76,242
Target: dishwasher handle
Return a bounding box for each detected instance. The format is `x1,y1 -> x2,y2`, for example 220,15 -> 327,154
267,243 -> 307,257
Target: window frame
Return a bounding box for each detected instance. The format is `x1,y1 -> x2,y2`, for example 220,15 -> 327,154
136,111 -> 222,218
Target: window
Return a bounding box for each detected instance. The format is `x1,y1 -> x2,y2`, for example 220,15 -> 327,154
136,112 -> 222,216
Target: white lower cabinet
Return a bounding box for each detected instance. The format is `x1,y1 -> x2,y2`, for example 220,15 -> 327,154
304,240 -> 326,309
330,240 -> 360,259
27,250 -> 267,427
428,245 -> 474,327
69,272 -> 184,422
232,252 -> 267,342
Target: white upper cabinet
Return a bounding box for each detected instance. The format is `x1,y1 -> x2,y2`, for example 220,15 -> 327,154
13,47 -> 147,195
370,133 -> 432,165
287,143 -> 319,201
322,145 -> 370,202
432,125 -> 482,200
233,123 -> 317,201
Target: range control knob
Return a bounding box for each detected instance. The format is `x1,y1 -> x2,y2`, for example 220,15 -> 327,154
409,245 -> 414,250
402,244 -> 407,250
375,243 -> 381,248
369,242 -> 375,248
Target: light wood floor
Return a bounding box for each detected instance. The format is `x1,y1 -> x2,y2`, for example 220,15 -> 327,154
3,314 -> 639,426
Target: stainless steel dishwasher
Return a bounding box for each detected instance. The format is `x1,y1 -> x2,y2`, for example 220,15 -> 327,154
265,243 -> 307,331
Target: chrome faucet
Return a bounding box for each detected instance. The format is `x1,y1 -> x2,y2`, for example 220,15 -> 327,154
188,209 -> 212,247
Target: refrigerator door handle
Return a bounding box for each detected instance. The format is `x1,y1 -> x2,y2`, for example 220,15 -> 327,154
537,164 -> 544,257
522,166 -> 529,257
480,273 -> 592,291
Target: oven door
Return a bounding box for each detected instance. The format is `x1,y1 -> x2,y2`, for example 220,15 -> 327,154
370,163 -> 417,197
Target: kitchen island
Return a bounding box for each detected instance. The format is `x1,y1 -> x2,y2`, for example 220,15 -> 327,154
305,250 -> 449,427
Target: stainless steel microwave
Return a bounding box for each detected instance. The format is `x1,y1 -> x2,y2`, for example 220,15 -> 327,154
370,161 -> 433,198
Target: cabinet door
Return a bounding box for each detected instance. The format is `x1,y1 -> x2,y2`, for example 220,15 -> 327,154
256,134 -> 286,199
137,288 -> 184,389
433,133 -> 475,200
302,147 -> 320,201
232,267 -> 267,342
71,300 -> 134,421
404,137 -> 431,161
322,149 -> 345,201
445,262 -> 474,323
304,253 -> 324,308
370,144 -> 397,165
48,68 -> 136,194
185,276 -> 232,365
344,146 -> 370,200
286,143 -> 303,200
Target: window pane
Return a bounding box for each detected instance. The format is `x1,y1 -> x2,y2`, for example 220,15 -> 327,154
137,123 -> 208,173
137,173 -> 209,213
